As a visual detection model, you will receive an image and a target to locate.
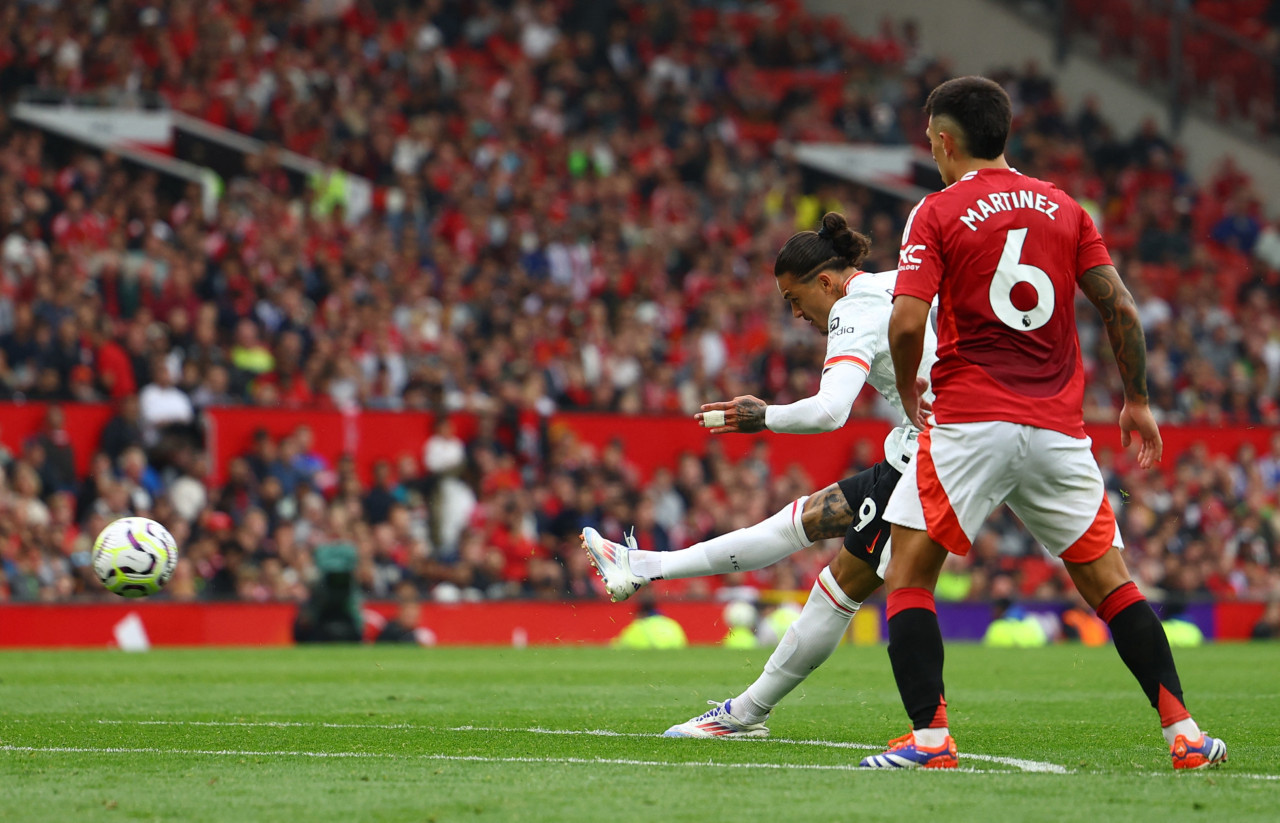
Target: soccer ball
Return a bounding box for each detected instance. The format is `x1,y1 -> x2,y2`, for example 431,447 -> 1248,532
92,517 -> 179,598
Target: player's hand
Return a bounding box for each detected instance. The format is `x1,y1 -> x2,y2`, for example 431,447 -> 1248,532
696,395 -> 768,434
1119,401 -> 1162,469
900,377 -> 930,430
915,377 -> 933,420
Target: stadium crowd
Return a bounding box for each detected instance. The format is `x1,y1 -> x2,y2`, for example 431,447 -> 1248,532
0,0 -> 1278,609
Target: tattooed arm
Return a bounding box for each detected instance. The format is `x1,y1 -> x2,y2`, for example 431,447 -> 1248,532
1079,264 -> 1163,467
695,395 -> 769,433
1079,264 -> 1147,403
695,363 -> 867,435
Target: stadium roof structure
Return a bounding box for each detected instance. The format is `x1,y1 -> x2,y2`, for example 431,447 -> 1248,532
12,97 -> 213,193
789,142 -> 941,202
11,89 -> 373,224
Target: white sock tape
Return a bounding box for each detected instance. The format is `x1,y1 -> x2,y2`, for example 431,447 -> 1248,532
702,410 -> 726,428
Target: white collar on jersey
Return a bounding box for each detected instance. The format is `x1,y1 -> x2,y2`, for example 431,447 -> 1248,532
959,167 -> 1021,182
842,271 -> 866,296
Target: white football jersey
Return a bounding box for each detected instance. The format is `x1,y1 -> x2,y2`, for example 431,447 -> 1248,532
822,269 -> 939,472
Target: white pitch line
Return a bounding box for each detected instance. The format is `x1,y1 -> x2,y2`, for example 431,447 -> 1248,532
47,719 -> 1265,779
96,719 -> 417,730
2,744 -> 1268,780
0,744 -> 1009,774
92,719 -> 1066,774
453,725 -> 1070,774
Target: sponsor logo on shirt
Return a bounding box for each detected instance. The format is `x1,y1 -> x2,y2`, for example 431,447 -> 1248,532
828,316 -> 855,336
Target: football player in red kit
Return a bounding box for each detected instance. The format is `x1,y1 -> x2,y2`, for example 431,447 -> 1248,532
862,76 -> 1226,771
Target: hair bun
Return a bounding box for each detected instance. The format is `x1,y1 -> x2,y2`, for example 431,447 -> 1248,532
820,212 -> 870,266
773,211 -> 872,280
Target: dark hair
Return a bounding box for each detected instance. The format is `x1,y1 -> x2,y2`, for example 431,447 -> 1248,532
924,76 -> 1012,161
774,212 -> 871,282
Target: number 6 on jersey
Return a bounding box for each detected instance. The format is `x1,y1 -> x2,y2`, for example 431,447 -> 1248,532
989,227 -> 1054,332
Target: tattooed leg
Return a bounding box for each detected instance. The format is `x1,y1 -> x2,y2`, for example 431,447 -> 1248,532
800,484 -> 855,542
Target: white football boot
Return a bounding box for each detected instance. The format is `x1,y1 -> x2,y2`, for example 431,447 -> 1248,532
663,700 -> 770,739
580,527 -> 646,602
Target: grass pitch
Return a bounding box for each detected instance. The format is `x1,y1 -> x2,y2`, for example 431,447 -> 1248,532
0,643 -> 1276,822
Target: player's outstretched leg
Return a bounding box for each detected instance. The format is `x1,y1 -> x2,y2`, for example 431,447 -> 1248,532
1065,549 -> 1227,769
665,561 -> 873,738
582,495 -> 814,601
666,476 -> 895,739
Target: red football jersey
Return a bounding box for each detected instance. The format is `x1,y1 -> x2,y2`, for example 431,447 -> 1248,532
895,168 -> 1112,437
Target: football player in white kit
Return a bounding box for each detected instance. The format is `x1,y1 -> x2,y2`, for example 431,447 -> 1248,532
582,211 -> 937,737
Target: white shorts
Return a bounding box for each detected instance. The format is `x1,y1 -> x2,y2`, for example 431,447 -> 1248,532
884,421 -> 1121,562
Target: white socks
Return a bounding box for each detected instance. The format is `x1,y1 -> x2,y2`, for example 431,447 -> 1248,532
628,497 -> 813,582
913,727 -> 951,747
1163,718 -> 1202,746
732,567 -> 861,723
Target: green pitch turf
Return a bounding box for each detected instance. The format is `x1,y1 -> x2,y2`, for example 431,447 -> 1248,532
0,643 -> 1276,822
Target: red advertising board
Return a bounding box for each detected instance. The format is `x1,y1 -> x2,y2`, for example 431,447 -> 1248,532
0,602 -> 297,647
2,402 -> 1274,488
1212,601 -> 1267,640
0,601 -> 733,648
0,600 -> 1262,648
0,403 -> 115,475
